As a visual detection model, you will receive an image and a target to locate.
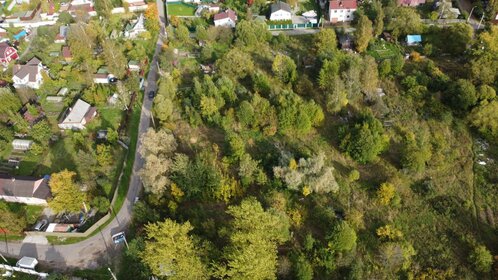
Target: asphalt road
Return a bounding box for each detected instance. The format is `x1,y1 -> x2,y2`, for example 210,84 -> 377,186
0,2 -> 165,269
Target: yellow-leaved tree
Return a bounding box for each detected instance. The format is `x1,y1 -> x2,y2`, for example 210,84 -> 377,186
48,170 -> 86,213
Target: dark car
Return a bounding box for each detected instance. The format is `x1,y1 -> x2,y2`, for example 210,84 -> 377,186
108,77 -> 118,83
34,219 -> 49,231
148,90 -> 155,100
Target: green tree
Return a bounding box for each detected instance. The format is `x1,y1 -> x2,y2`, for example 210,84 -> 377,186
469,245 -> 493,273
401,131 -> 432,173
469,101 -> 498,140
145,4 -> 160,34
216,197 -> 290,280
327,221 -> 357,252
340,113 -> 389,163
235,20 -> 271,48
0,202 -> 27,233
373,0 -> 384,37
361,56 -> 379,94
314,29 -> 337,59
48,170 -> 86,213
293,254 -> 313,280
30,120 -> 52,144
272,54 -> 297,84
448,79 -> 477,111
377,183 -> 396,206
379,59 -> 391,77
96,144 -> 113,168
141,219 -> 208,279
91,196 -> 110,213
389,7 -> 422,38
94,0 -> 113,17
103,40 -> 127,79
176,25 -> 190,43
446,23 -> 473,55
355,14 -> 373,52
0,88 -> 22,120
218,48 -> 255,80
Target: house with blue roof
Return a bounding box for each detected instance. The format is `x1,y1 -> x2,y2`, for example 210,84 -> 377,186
406,35 -> 422,46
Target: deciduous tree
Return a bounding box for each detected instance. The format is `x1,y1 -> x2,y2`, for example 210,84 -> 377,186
48,170 -> 86,213
355,15 -> 373,52
141,219 -> 208,279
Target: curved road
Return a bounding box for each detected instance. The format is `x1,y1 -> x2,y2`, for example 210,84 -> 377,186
0,0 -> 166,270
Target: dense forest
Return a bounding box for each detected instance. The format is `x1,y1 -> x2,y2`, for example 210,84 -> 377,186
104,2 -> 498,280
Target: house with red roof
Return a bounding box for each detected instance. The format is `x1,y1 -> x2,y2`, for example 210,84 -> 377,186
214,9 -> 237,28
0,42 -> 19,67
329,0 -> 357,23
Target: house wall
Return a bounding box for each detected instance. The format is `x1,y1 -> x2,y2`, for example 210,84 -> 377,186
58,122 -> 85,130
270,10 -> 292,21
93,78 -> 109,84
0,195 -> 47,205
214,18 -> 236,28
329,8 -> 355,22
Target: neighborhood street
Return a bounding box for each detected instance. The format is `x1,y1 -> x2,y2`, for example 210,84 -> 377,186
0,0 -> 165,269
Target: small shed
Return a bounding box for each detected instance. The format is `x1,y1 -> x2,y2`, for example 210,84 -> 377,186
16,257 -> 38,270
57,87 -> 68,96
46,96 -> 63,103
406,35 -> 422,46
12,139 -> 33,151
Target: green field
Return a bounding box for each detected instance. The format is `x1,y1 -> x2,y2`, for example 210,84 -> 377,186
167,3 -> 196,16
367,40 -> 402,60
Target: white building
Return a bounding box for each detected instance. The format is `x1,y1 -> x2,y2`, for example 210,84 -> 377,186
123,0 -> 148,12
124,13 -> 146,39
0,175 -> 51,205
329,0 -> 357,23
12,139 -> 33,151
12,57 -> 44,89
214,9 -> 238,28
270,1 -> 292,21
58,99 -> 97,130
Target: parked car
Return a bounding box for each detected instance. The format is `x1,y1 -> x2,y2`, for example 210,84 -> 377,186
33,219 -> 48,231
148,90 -> 155,100
112,232 -> 126,244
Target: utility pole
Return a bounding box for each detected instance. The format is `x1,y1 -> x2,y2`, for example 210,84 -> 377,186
477,13 -> 484,29
468,6 -> 476,23
0,251 -> 8,263
108,267 -> 118,280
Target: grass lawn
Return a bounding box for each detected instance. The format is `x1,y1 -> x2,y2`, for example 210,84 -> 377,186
167,3 -> 196,16
1,201 -> 44,225
93,107 -> 124,131
36,137 -> 77,176
367,40 -> 402,60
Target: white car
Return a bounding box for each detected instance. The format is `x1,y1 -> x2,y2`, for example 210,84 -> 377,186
16,257 -> 38,270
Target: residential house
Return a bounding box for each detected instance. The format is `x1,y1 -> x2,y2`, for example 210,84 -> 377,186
0,42 -> 19,67
329,0 -> 357,23
93,67 -> 111,84
123,0 -> 148,12
0,175 -> 51,205
68,0 -> 97,17
41,0 -> 58,21
406,34 -> 422,46
13,57 -> 44,89
128,60 -> 140,71
0,27 -> 8,42
54,25 -> 69,44
398,0 -> 425,6
12,139 -> 33,151
16,0 -> 30,4
58,99 -> 97,130
124,13 -> 146,39
270,1 -> 292,21
62,45 -> 72,62
214,9 -> 238,28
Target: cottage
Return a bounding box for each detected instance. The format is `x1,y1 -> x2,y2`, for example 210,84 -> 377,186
54,25 -> 69,44
68,0 -> 97,17
214,9 -> 238,28
0,42 -> 19,67
398,0 -> 425,6
123,0 -> 148,12
270,1 -> 292,21
329,0 -> 357,23
57,87 -> 69,96
58,99 -> 97,130
12,139 -> 33,151
128,60 -> 140,71
339,34 -> 353,50
0,175 -> 51,205
13,57 -> 45,89
406,34 -> 422,46
124,14 -> 146,39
